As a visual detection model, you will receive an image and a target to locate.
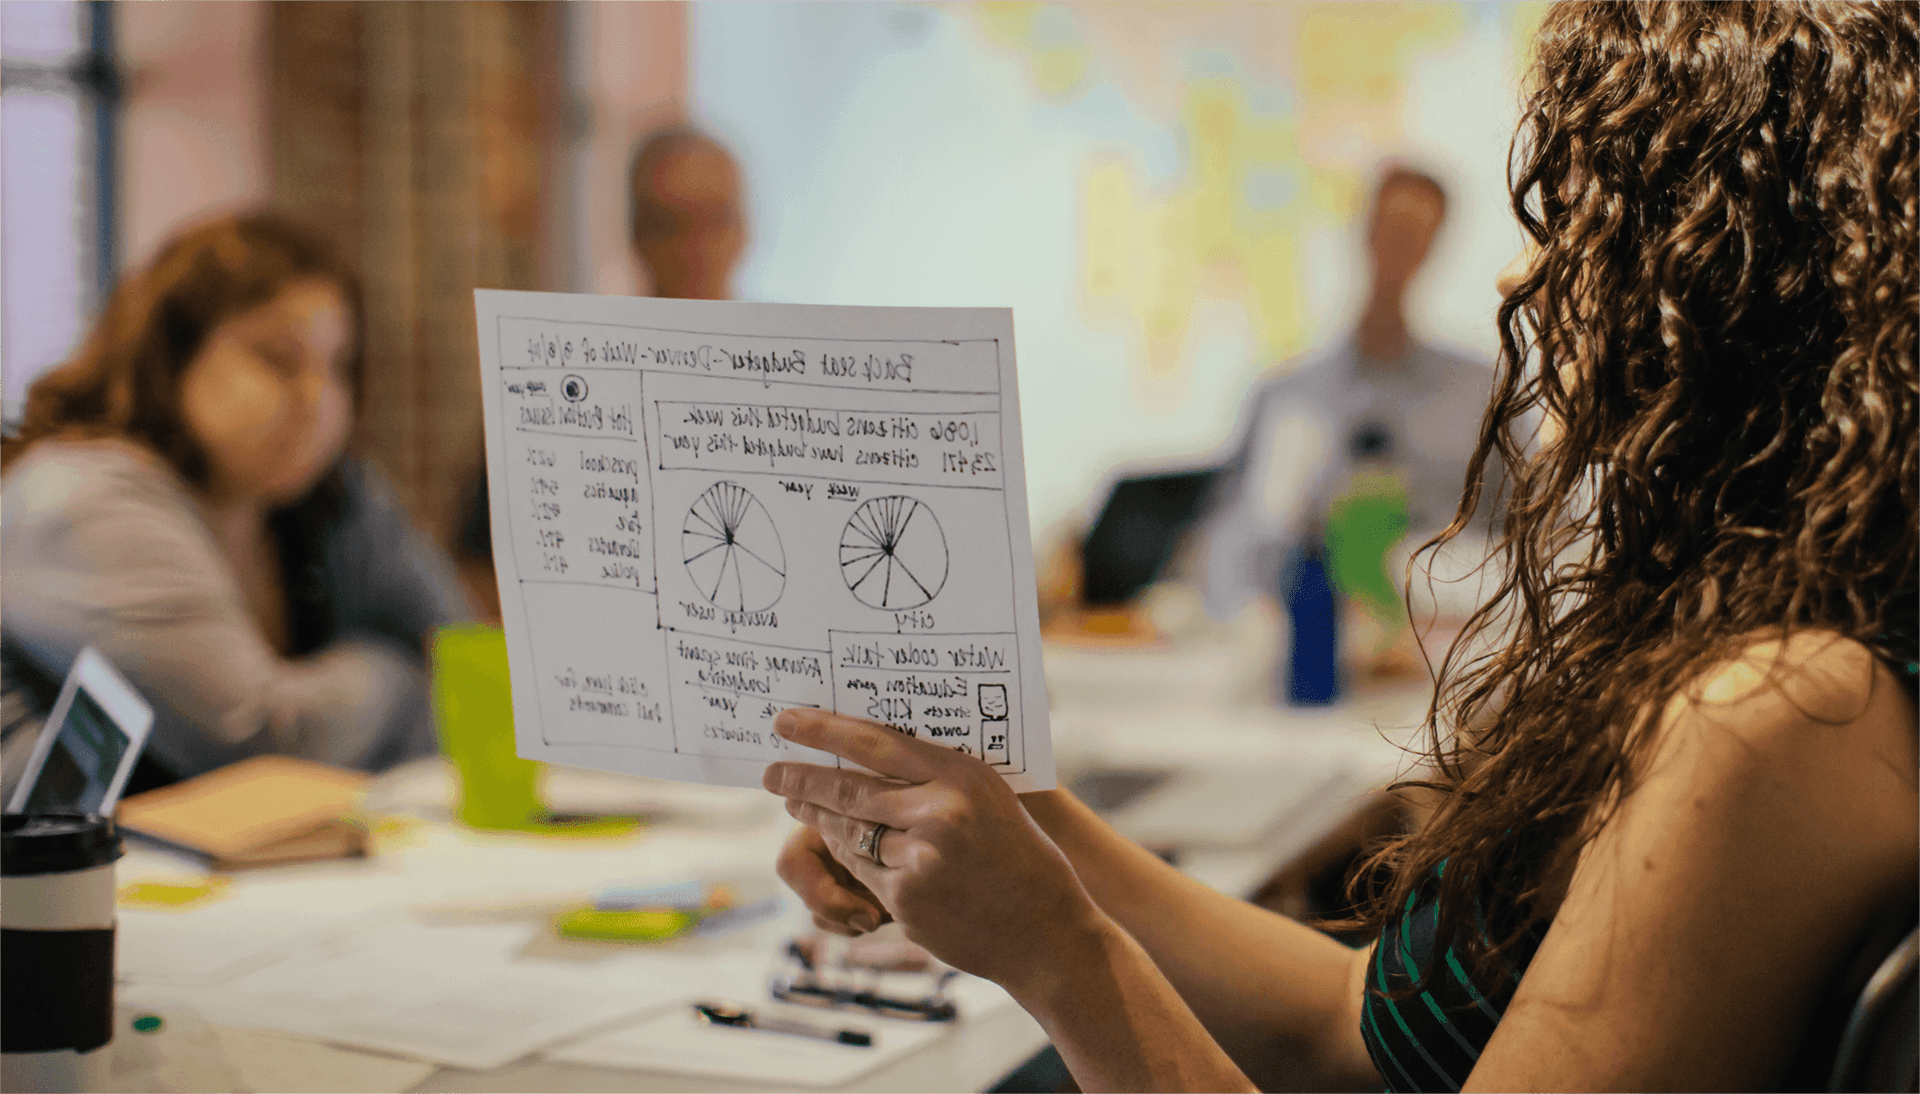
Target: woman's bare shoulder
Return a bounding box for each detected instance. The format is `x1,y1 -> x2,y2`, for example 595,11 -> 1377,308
1677,630 -> 1911,738
1481,632 -> 1915,1092
1649,629 -> 1917,849
1697,629 -> 1889,713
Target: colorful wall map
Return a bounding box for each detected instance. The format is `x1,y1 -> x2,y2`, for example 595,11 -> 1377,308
693,1 -> 1550,534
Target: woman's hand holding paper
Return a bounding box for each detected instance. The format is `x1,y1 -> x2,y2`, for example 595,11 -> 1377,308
763,708 -> 1107,994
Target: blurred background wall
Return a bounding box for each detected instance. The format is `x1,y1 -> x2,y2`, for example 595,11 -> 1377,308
2,0 -> 1545,546
120,1 -> 267,269
692,1 -> 1549,530
265,1 -> 561,537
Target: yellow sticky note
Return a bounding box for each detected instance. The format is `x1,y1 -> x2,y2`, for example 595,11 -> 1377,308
118,876 -> 231,910
554,907 -> 696,942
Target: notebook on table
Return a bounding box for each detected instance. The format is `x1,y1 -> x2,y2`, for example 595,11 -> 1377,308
117,755 -> 370,869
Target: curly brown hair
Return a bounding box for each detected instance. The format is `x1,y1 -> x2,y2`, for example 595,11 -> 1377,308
2,211 -> 366,487
1348,0 -> 1918,982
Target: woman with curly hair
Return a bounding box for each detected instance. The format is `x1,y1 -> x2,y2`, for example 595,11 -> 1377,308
763,2 -> 1917,1090
1,213 -> 468,797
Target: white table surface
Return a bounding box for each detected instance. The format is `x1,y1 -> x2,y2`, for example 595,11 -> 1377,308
108,632 -> 1432,1093
1042,629 -> 1433,899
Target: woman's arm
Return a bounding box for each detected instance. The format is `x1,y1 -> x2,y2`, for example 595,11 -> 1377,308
1021,789 -> 1381,1092
767,712 -> 1254,1092
1467,635 -> 1919,1091
779,775 -> 1381,1089
768,710 -> 1381,1093
1011,912 -> 1265,1093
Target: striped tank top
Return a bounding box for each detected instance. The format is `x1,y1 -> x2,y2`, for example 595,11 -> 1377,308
1359,867 -> 1544,1093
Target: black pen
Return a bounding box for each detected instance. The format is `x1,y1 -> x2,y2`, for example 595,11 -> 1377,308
694,1001 -> 873,1047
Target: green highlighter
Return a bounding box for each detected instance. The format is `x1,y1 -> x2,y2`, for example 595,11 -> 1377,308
555,907 -> 700,942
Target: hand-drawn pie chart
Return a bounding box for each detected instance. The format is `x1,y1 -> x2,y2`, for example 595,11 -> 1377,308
682,482 -> 786,613
840,496 -> 948,611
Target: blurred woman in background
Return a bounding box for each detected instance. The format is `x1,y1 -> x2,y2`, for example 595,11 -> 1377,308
1,212 -> 467,798
767,2 -> 1917,1090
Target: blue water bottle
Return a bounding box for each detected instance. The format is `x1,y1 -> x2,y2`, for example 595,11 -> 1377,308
1281,548 -> 1340,706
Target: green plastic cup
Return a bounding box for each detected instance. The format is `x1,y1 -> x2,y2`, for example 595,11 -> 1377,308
431,624 -> 545,830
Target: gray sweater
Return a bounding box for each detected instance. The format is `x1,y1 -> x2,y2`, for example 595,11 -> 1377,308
1,439 -> 469,798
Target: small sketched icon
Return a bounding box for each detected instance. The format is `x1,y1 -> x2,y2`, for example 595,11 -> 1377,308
978,683 -> 1011,767
561,375 -> 590,402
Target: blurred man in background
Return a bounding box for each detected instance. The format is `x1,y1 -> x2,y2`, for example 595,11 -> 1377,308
1201,166 -> 1497,702
457,127 -> 750,616
627,126 -> 747,301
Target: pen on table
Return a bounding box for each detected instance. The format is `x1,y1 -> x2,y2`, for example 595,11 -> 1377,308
693,1002 -> 873,1047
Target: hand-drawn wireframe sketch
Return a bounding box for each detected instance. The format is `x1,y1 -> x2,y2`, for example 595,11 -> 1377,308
839,495 -> 948,610
478,291 -> 1055,791
683,481 -> 787,612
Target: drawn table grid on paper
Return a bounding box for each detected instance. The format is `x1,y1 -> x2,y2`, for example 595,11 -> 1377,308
479,294 -> 1054,791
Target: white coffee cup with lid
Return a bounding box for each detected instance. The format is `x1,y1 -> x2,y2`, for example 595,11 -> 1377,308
1,812 -> 123,1094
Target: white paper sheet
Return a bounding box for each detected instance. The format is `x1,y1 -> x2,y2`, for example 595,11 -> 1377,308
546,995 -> 948,1088
116,902 -> 379,988
113,988 -> 437,1094
475,292 -> 1055,790
151,919 -> 730,1071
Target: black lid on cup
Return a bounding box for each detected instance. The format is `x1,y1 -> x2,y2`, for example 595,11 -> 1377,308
1,813 -> 124,876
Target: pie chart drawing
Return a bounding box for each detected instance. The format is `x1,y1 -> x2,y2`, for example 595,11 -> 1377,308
840,496 -> 948,611
682,482 -> 786,613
